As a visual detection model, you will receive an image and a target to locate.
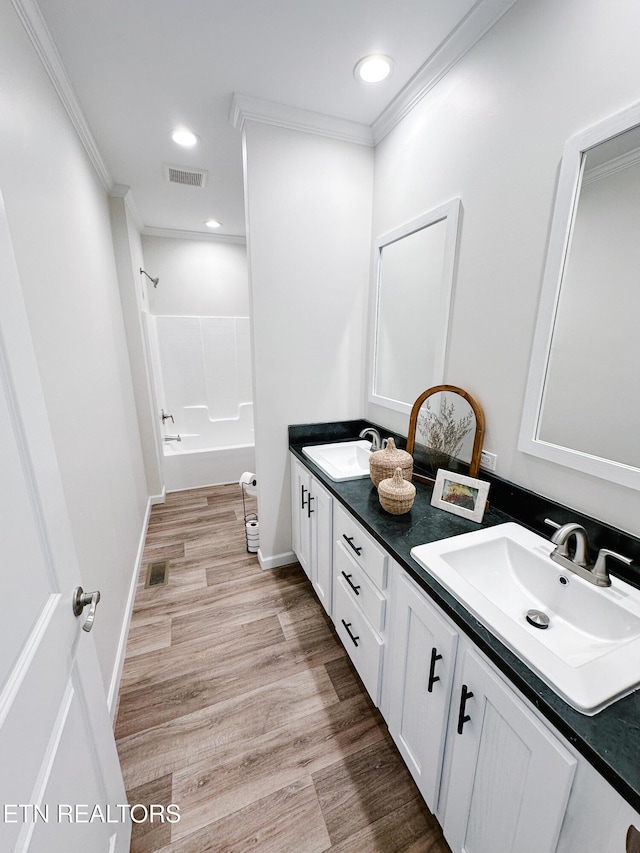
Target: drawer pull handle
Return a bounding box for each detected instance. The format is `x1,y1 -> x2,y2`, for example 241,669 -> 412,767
341,571 -> 361,595
307,494 -> 315,517
301,484 -> 308,509
341,619 -> 360,647
457,684 -> 474,735
343,534 -> 362,556
427,647 -> 442,693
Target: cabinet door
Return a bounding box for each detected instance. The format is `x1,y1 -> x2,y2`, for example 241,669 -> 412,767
387,570 -> 458,811
311,478 -> 333,614
290,456 -> 312,578
606,800 -> 640,853
442,647 -> 576,853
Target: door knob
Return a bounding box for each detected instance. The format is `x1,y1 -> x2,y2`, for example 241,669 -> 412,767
72,587 -> 101,632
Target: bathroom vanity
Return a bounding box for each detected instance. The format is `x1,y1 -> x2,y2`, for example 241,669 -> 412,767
289,421 -> 640,853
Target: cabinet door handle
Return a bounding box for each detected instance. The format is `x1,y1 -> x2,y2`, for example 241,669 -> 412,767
341,571 -> 361,595
301,484 -> 308,509
342,534 -> 362,556
307,494 -> 315,517
457,684 -> 474,734
341,619 -> 360,647
427,647 -> 443,693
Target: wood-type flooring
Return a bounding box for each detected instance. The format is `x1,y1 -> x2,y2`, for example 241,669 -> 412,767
115,483 -> 452,852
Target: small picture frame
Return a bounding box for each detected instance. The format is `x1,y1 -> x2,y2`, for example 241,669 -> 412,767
431,469 -> 490,523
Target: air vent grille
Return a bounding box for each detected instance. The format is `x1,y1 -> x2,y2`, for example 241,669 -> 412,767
164,165 -> 207,187
145,559 -> 169,588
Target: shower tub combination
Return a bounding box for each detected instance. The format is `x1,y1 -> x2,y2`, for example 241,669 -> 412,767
148,315 -> 255,492
162,402 -> 255,492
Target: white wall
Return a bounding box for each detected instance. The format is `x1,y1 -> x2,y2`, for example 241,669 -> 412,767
0,0 -> 149,697
142,234 -> 249,316
367,0 -> 640,537
110,193 -> 164,500
243,121 -> 374,565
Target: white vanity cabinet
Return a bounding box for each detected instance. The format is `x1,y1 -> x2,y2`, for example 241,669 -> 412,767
333,503 -> 388,706
387,565 -> 576,853
290,454 -> 333,615
386,568 -> 458,811
289,453 -> 639,853
440,642 -> 576,853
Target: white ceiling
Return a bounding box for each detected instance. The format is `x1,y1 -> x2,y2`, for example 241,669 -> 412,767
34,0 -> 493,238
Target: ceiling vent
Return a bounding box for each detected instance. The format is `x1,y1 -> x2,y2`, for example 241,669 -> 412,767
164,164 -> 208,188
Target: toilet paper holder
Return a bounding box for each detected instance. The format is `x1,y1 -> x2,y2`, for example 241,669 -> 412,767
240,474 -> 259,554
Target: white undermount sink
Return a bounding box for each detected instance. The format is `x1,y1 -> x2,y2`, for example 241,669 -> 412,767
302,440 -> 372,481
410,522 -> 640,714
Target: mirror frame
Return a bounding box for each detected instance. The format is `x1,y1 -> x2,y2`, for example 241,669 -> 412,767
407,384 -> 486,485
519,100 -> 640,491
368,198 -> 461,416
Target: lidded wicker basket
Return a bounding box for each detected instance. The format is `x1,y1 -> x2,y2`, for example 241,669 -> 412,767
378,467 -> 416,515
370,437 -> 413,487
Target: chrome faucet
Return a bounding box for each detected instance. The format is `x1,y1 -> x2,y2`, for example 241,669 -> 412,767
545,519 -> 632,587
359,427 -> 383,451
163,434 -> 182,443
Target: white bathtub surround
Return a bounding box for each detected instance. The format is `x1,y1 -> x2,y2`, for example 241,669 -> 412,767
170,401 -> 254,452
149,314 -> 255,490
163,402 -> 256,491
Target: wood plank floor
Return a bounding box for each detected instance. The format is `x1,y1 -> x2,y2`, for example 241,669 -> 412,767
115,483 -> 452,853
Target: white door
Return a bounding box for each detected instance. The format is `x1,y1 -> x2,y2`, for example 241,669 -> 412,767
0,193 -> 130,852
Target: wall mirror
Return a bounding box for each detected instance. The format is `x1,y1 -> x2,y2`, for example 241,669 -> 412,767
519,101 -> 640,490
369,199 -> 461,416
407,385 -> 485,484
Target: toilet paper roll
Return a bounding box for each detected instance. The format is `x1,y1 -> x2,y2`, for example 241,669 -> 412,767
246,520 -> 260,542
239,471 -> 257,496
246,519 -> 260,553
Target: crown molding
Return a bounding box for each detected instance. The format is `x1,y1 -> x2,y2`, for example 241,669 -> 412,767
110,184 -> 145,233
372,0 -> 519,143
230,94 -> 374,147
11,0 -> 113,192
142,226 -> 246,245
231,0 -> 517,148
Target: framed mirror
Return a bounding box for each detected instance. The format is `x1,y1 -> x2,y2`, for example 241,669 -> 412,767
369,199 -> 461,416
519,101 -> 640,490
407,385 -> 485,484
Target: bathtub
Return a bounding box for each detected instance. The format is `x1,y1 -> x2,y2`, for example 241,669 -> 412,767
162,402 -> 255,492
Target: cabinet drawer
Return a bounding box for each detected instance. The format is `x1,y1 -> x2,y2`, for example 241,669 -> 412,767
334,574 -> 384,704
335,543 -> 386,633
334,503 -> 387,590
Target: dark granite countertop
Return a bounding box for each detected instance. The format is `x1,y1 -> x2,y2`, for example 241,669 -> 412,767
289,420 -> 640,815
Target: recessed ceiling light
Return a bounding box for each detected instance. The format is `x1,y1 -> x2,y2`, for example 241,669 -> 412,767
171,128 -> 198,147
205,219 -> 222,229
354,55 -> 394,84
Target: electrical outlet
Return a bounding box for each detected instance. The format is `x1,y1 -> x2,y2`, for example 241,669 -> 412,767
480,450 -> 497,471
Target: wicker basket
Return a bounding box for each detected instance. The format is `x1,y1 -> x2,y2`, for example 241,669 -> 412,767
378,467 -> 416,515
370,437 -> 413,487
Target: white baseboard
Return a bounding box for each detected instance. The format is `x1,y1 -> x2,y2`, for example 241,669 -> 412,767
107,497 -> 151,722
258,549 -> 298,571
150,487 -> 165,506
